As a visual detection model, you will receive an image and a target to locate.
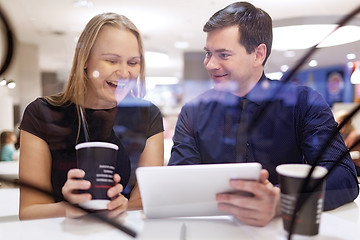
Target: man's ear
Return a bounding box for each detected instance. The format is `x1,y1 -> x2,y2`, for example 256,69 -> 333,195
254,43 -> 266,66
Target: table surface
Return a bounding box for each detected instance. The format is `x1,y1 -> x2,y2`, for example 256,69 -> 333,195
0,187 -> 359,240
0,161 -> 19,179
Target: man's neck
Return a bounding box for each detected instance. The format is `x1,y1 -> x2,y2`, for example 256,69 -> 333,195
232,70 -> 264,97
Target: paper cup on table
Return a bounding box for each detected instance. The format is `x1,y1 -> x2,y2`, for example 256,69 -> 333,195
75,142 -> 118,210
276,164 -> 327,236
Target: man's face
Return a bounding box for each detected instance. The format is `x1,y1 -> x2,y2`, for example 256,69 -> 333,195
203,25 -> 261,95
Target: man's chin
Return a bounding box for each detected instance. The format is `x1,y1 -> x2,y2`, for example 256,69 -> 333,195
213,82 -> 238,92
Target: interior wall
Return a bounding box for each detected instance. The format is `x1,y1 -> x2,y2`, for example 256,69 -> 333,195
183,51 -> 211,103
0,41 -> 41,130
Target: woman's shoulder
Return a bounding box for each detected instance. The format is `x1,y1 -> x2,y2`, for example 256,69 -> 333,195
22,97 -> 76,127
20,97 -> 76,142
25,97 -> 74,112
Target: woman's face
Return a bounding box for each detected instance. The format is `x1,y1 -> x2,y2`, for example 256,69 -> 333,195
84,25 -> 141,109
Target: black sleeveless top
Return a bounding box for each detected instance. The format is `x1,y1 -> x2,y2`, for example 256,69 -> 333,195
20,96 -> 163,201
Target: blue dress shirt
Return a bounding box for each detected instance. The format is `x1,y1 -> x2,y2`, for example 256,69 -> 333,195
169,73 -> 359,210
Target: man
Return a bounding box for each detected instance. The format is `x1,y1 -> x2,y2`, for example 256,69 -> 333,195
168,2 -> 359,227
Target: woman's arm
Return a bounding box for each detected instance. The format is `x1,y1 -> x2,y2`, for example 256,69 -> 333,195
19,130 -> 66,219
127,132 -> 164,210
19,130 -> 128,219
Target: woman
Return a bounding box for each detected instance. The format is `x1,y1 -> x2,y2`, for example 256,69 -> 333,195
19,13 -> 164,220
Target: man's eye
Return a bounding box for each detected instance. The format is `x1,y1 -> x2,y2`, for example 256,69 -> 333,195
220,53 -> 230,58
205,52 -> 212,58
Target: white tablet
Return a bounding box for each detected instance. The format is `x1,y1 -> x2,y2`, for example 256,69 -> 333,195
136,162 -> 262,219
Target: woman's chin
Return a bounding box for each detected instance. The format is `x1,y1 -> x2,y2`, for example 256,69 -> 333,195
114,89 -> 130,104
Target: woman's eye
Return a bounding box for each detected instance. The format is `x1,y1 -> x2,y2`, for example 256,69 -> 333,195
106,59 -> 117,64
128,61 -> 139,66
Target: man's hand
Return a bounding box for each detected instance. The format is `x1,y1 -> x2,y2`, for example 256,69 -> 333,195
216,169 -> 281,226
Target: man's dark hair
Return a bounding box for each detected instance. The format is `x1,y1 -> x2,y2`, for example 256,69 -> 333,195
203,2 -> 273,65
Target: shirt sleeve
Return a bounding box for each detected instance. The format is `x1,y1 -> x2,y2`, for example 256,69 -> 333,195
168,103 -> 202,165
147,103 -> 164,138
298,87 -> 359,210
19,98 -> 48,142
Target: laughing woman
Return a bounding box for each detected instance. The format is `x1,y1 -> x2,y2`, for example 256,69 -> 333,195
18,13 -> 164,220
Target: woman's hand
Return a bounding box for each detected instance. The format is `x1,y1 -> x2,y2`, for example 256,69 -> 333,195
106,173 -> 128,218
62,168 -> 92,218
62,170 -> 128,218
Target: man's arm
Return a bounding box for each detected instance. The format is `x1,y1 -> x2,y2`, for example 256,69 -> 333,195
299,88 -> 359,210
168,105 -> 202,165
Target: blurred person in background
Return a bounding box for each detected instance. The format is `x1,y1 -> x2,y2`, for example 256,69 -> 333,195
19,12 -> 163,220
0,130 -> 18,161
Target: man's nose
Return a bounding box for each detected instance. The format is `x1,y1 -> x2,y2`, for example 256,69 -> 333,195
204,56 -> 220,70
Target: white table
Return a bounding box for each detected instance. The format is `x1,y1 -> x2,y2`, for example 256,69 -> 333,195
0,161 -> 19,180
0,187 -> 359,240
0,188 -> 19,220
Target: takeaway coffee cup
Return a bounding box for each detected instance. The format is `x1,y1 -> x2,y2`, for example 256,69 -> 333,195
276,164 -> 328,236
75,141 -> 118,210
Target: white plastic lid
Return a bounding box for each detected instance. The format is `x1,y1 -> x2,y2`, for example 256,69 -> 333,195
276,164 -> 328,179
75,142 -> 118,151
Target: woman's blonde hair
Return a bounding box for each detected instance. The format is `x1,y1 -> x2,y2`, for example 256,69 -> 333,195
44,13 -> 146,142
46,12 -> 146,106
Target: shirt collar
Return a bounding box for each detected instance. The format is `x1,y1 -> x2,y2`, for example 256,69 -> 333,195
243,72 -> 271,106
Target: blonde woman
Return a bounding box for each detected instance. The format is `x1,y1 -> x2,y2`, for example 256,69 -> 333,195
19,13 -> 164,220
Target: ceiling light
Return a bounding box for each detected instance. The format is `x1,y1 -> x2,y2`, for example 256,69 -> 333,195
346,53 -> 356,60
7,81 -> 16,89
0,79 -> 7,86
73,0 -> 93,8
0,78 -> 16,89
309,60 -> 318,67
351,62 -> 360,84
280,65 -> 289,72
273,24 -> 360,50
348,62 -> 355,68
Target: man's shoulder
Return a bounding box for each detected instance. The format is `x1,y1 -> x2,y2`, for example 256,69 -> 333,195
184,89 -> 238,107
260,78 -> 322,101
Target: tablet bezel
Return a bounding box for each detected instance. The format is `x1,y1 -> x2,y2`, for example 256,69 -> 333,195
136,162 -> 262,218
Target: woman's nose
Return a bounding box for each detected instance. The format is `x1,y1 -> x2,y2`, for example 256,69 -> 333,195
115,65 -> 130,78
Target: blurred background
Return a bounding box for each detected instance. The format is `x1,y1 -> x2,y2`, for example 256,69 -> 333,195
1,0 -> 360,158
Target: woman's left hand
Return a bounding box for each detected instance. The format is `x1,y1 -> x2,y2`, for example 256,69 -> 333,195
106,173 -> 128,218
